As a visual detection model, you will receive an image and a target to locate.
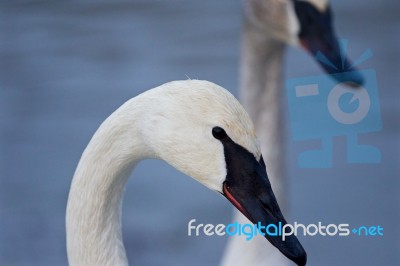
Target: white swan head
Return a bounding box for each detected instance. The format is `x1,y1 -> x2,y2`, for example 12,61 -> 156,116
140,80 -> 259,192
135,80 -> 306,265
68,80 -> 306,265
244,0 -> 363,86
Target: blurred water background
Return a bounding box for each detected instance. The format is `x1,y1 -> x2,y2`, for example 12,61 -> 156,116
1,0 -> 399,265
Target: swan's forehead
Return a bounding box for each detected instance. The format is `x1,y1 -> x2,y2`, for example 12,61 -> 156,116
208,97 -> 261,161
298,0 -> 328,11
164,80 -> 261,160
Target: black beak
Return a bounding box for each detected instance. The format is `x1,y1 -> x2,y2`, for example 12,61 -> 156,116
221,137 -> 307,266
293,1 -> 364,87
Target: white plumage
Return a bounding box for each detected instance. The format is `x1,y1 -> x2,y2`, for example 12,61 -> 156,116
66,80 -> 262,266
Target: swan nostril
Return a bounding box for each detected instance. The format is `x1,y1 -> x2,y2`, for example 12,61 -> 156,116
261,201 -> 272,215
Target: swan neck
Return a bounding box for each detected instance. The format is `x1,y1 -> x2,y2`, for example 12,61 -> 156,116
66,99 -> 152,265
240,18 -> 286,111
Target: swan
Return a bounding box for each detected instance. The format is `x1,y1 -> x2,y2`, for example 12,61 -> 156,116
66,80 -> 307,266
222,0 -> 363,265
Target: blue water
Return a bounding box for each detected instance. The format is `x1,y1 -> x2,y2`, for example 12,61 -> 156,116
1,1 -> 399,265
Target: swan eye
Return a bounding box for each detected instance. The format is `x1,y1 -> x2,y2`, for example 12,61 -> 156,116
212,126 -> 227,140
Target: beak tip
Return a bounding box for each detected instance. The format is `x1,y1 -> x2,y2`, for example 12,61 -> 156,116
333,69 -> 365,88
291,246 -> 307,266
282,236 -> 307,266
295,253 -> 307,266
300,37 -> 365,89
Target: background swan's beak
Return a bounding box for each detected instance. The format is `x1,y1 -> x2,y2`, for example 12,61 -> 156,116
293,2 -> 364,87
222,150 -> 307,266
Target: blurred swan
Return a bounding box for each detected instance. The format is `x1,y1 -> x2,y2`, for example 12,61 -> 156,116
66,80 -> 307,266
221,0 -> 363,265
